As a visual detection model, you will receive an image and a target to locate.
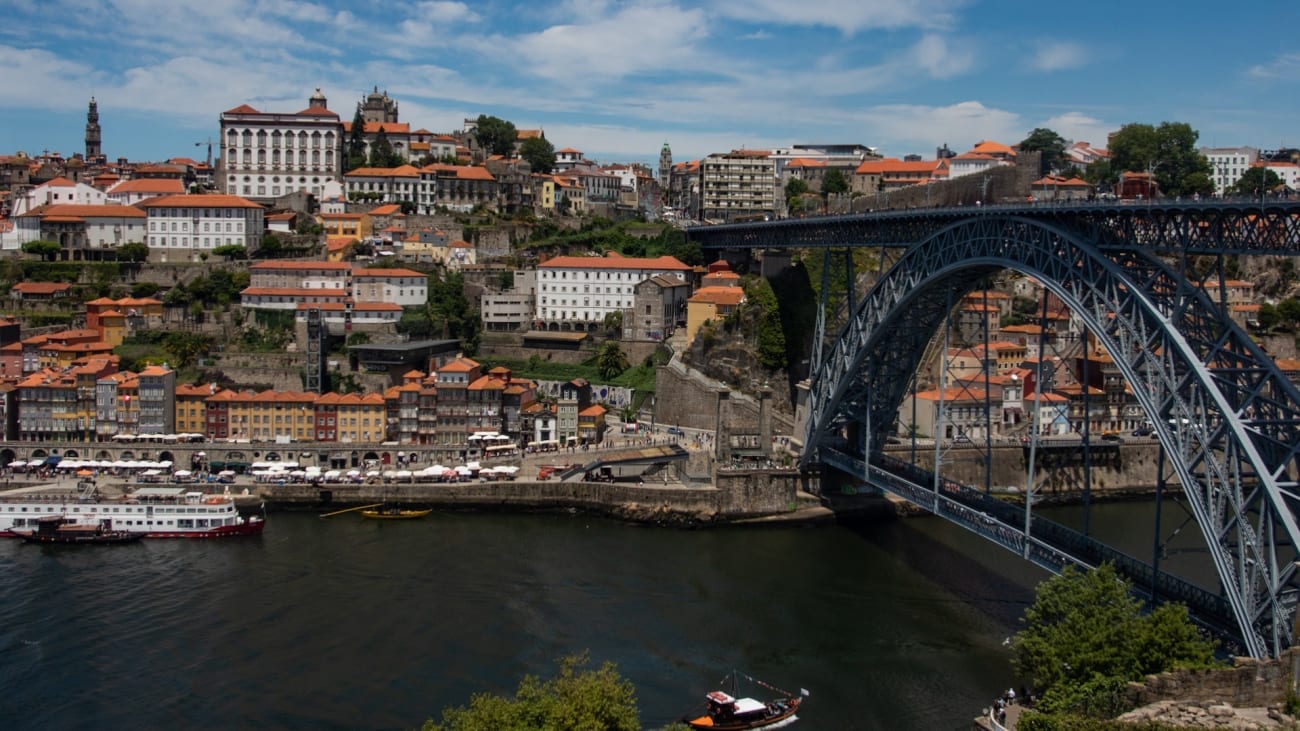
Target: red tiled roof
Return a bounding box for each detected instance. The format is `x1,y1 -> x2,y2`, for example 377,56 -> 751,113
540,254 -> 690,271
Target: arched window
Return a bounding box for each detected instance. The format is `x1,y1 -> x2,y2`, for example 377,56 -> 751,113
242,130 -> 252,147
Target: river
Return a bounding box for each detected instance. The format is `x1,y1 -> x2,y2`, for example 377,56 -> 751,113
0,500 -> 1186,730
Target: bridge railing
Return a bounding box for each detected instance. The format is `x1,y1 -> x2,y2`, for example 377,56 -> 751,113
819,446 -> 1237,636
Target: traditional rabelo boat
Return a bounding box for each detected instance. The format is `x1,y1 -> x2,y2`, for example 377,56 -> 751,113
359,505 -> 433,520
16,516 -> 143,545
684,672 -> 806,730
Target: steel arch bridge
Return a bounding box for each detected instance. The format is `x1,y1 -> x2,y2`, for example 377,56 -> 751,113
689,200 -> 1300,658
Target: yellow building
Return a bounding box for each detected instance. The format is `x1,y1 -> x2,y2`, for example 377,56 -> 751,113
327,392 -> 388,444
99,310 -> 127,348
685,287 -> 746,346
219,389 -> 318,442
175,383 -> 217,436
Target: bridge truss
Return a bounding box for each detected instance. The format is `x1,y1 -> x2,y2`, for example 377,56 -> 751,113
691,201 -> 1300,658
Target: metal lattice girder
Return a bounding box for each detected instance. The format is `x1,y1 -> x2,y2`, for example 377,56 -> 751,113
801,214 -> 1300,658
689,200 -> 1300,256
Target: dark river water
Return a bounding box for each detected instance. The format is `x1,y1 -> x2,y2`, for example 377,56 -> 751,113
0,500 -> 1187,730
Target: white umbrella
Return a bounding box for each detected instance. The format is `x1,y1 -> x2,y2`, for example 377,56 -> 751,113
8,460 -> 25,468
346,469 -> 362,477
395,470 -> 412,479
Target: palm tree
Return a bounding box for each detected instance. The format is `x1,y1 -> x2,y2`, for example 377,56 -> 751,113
597,341 -> 630,380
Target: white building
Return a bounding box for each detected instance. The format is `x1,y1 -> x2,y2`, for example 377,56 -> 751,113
248,260 -> 352,289
1200,146 -> 1259,195
13,177 -> 106,215
351,267 -> 428,307
105,178 -> 186,206
219,89 -> 343,202
1260,161 -> 1300,192
536,253 -> 691,331
342,165 -> 421,203
140,194 -> 265,260
12,204 -> 147,255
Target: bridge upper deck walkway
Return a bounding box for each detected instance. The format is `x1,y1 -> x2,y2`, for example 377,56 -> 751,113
687,198 -> 1300,255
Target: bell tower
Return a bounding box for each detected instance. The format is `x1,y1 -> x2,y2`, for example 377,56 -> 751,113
85,97 -> 102,160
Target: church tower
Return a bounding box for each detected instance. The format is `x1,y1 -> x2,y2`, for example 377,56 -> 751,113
359,86 -> 399,123
85,97 -> 102,160
657,140 -> 672,190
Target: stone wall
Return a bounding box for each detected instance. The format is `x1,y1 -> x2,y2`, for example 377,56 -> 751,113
653,362 -> 796,436
264,469 -> 805,522
1126,648 -> 1300,709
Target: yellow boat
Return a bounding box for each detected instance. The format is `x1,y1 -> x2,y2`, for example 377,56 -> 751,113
360,506 -> 433,520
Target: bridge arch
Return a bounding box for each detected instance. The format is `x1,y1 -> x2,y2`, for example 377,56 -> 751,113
805,214 -> 1300,657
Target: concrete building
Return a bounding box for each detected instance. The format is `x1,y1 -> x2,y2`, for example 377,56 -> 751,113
1200,146 -> 1259,195
699,150 -> 776,222
105,178 -> 186,206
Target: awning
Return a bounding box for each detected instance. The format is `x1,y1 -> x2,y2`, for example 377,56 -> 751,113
44,455 -> 63,466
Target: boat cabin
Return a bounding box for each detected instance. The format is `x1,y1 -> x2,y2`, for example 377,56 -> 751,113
704,691 -> 767,720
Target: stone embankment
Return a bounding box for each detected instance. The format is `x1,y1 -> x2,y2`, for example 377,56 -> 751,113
1116,700 -> 1297,728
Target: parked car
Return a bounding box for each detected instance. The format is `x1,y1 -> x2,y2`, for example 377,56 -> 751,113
666,426 -> 684,436
1132,427 -> 1152,437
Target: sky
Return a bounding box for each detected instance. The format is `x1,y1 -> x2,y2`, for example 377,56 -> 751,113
1,0 -> 1298,168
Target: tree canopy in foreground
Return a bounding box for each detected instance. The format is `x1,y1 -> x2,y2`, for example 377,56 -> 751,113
422,652 -> 651,731
1013,564 -> 1218,724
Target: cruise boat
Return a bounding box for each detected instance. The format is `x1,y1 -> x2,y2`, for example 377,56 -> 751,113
0,487 -> 265,539
15,515 -> 143,545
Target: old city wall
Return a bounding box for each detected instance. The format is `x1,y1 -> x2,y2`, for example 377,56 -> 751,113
653,364 -> 796,435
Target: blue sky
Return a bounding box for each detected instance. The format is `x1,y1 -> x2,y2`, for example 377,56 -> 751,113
1,0 -> 1297,167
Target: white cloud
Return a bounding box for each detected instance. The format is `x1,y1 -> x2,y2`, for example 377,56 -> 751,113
1029,41 -> 1088,73
503,4 -> 711,86
859,101 -> 1023,155
1038,112 -> 1112,147
909,34 -> 975,79
1247,52 -> 1300,80
712,0 -> 966,33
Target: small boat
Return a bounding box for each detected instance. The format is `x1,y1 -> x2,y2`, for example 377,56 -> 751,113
359,505 -> 433,520
16,516 -> 143,545
684,672 -> 806,730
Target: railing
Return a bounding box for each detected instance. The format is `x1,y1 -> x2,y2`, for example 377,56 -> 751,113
819,445 -> 1239,639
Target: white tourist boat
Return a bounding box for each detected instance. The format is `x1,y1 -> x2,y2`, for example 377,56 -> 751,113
0,487 -> 265,539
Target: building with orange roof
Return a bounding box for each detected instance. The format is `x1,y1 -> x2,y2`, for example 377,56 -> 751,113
105,177 -> 186,205
577,404 -> 607,444
14,203 -> 147,260
208,388 -> 321,443
247,260 -> 352,289
557,378 -> 592,446
418,164 -> 497,213
219,89 -> 343,202
10,281 -> 72,302
342,164 -> 421,203
140,193 -> 264,261
317,211 -> 371,243
351,267 -> 427,306
12,176 -> 107,215
852,157 -> 949,194
175,382 -> 218,436
537,252 -> 691,332
136,365 -> 176,435
685,259 -> 746,344
435,356 -> 481,457
20,358 -> 118,441
312,391 -> 387,443
1029,175 -> 1092,201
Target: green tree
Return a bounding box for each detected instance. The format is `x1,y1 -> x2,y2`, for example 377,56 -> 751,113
1012,564 -> 1216,711
346,107 -> 368,172
1106,122 -> 1213,197
519,136 -> 556,173
212,244 -> 247,260
785,178 -> 809,215
1018,127 -> 1069,176
116,241 -> 150,263
258,233 -> 284,258
22,240 -> 62,261
162,332 -> 214,369
597,340 -> 630,379
1277,297 -> 1300,329
746,278 -> 787,369
822,168 -> 849,195
368,128 -> 400,168
603,310 -> 623,336
1230,166 -> 1282,196
474,114 -> 518,157
1258,302 -> 1281,331
131,282 -> 161,298
422,653 -> 640,731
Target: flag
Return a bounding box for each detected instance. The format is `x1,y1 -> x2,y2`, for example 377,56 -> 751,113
800,688 -> 810,697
